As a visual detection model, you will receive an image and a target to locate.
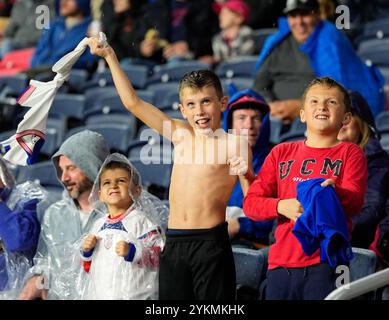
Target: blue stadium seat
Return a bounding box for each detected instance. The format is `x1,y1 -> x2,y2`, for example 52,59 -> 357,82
232,247 -> 268,299
85,88 -> 155,117
222,77 -> 254,95
358,38 -> 389,66
216,56 -> 258,79
86,123 -> 136,153
64,125 -> 89,140
136,90 -> 156,105
0,130 -> 15,143
0,74 -> 28,96
380,133 -> 389,153
84,86 -> 118,113
290,117 -> 307,135
376,111 -> 389,133
157,91 -> 179,110
68,69 -> 88,93
16,160 -> 62,189
85,113 -> 136,127
269,117 -> 283,145
146,82 -> 180,106
40,116 -> 67,157
355,17 -> 389,47
84,92 -> 127,117
147,61 -> 210,85
128,156 -> 173,199
350,247 -> 378,282
49,93 -> 85,120
252,28 -> 277,53
83,64 -> 149,90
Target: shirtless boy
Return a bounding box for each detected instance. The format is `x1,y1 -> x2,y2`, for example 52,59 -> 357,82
88,37 -> 254,300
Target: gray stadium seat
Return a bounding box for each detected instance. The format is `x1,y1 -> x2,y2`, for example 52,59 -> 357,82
232,247 -> 269,300
350,247 -> 378,282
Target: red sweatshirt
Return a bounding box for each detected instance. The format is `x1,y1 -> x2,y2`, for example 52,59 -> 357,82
243,140 -> 367,269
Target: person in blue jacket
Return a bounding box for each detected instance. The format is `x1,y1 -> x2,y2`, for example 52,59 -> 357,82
222,88 -> 275,246
253,0 -> 385,126
0,155 -> 46,299
30,0 -> 98,70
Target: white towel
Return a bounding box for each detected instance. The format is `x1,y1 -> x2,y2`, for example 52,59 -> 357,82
0,37 -> 90,166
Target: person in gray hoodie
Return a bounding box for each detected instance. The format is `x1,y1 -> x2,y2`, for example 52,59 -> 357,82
18,130 -> 110,300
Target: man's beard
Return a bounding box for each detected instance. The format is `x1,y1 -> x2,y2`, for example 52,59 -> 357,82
66,177 -> 93,200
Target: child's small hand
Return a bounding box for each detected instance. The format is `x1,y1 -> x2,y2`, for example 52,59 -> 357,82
82,234 -> 100,252
321,179 -> 335,188
277,198 -> 303,222
115,241 -> 130,257
228,156 -> 248,176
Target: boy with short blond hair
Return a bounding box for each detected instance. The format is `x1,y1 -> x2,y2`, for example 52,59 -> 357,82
244,77 -> 368,300
87,37 -> 254,299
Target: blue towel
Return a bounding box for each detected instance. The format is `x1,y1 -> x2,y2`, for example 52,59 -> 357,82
292,178 -> 353,267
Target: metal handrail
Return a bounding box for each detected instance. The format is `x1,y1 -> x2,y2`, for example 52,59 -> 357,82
325,268 -> 389,300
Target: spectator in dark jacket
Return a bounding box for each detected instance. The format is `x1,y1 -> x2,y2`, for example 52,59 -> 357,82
337,91 -> 389,249
100,0 -> 147,61
137,0 -> 219,64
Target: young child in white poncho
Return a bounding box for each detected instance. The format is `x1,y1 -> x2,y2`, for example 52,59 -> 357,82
80,153 -> 165,300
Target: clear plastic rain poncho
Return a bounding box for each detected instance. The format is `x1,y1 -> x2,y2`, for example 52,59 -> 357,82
0,155 -> 47,300
77,153 -> 168,300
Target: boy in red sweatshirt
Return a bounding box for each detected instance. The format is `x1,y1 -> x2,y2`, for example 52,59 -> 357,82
243,77 -> 367,300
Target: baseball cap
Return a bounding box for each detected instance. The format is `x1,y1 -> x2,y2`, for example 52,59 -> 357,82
221,0 -> 250,23
226,89 -> 270,128
283,0 -> 320,15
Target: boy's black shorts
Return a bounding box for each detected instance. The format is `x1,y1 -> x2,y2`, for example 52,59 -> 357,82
159,222 -> 236,300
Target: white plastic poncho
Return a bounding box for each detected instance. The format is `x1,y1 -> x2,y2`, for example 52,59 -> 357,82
78,153 -> 168,300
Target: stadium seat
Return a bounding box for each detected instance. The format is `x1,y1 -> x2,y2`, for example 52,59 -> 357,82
67,69 -> 88,93
215,56 -> 258,79
290,117 -> 307,135
350,247 -> 378,282
380,133 -> 389,153
86,123 -> 136,153
157,91 -> 179,110
49,93 -> 85,120
358,38 -> 389,66
83,64 -> 149,90
84,92 -> 127,117
146,82 -> 180,106
376,111 -> 389,133
17,160 -> 62,189
128,156 -> 173,200
222,77 -> 254,95
252,28 -> 277,53
232,247 -> 268,300
147,61 -> 211,85
269,117 -> 283,145
0,73 -> 28,96
354,17 -> 389,47
84,86 -> 118,113
85,113 -> 136,127
40,116 -> 67,157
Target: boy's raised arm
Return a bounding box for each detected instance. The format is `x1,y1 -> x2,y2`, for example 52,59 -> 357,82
87,38 -> 186,140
